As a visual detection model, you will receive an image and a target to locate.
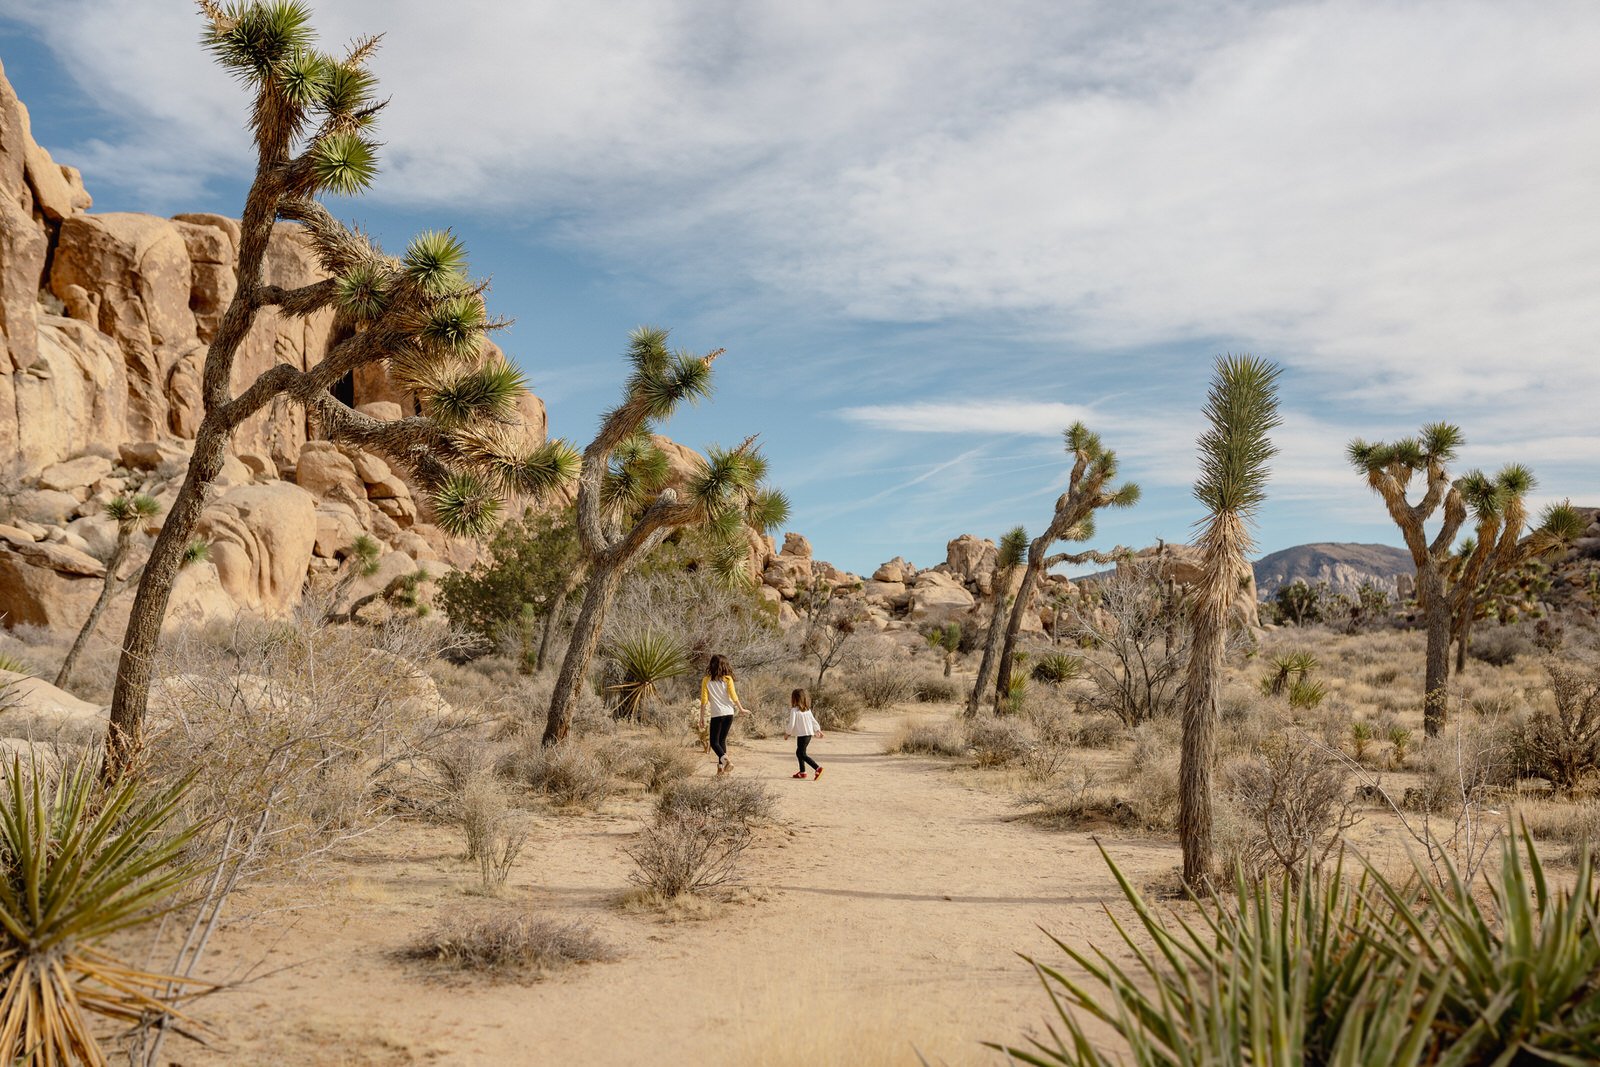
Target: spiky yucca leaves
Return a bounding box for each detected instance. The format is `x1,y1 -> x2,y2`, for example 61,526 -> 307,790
604,631 -> 692,722
107,4 -> 579,780
998,830 -> 1600,1067
0,759 -> 207,1065
541,328 -> 786,746
1261,650 -> 1318,696
1180,355 -> 1281,889
993,424 -> 1140,702
968,526 -> 1030,717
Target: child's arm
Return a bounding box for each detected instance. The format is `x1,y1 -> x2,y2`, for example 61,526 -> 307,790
728,677 -> 750,715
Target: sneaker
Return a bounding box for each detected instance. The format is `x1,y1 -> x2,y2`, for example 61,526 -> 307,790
813,766 -> 824,781
722,757 -> 733,773
791,771 -> 808,779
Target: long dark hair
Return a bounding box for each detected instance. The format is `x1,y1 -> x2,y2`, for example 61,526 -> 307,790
791,688 -> 811,711
706,654 -> 732,681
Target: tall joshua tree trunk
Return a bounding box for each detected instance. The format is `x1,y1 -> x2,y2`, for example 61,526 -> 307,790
535,567 -> 586,673
967,528 -> 1026,717
1178,355 -> 1280,891
542,561 -> 624,743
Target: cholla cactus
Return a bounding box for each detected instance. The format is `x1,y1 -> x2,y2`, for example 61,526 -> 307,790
104,3 -> 579,779
992,422 -> 1138,704
540,328 -> 789,745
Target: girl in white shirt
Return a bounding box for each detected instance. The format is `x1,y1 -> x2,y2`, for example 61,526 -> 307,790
699,654 -> 749,774
785,688 -> 824,780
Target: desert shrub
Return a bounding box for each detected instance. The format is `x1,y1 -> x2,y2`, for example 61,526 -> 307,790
435,508 -> 580,651
1031,653 -> 1083,686
1286,674 -> 1327,710
1521,658 -> 1600,794
997,832 -> 1600,1067
608,549 -> 788,676
1124,726 -> 1182,831
1348,720 -> 1376,762
1223,736 -> 1355,884
516,744 -> 613,810
606,736 -> 698,793
887,719 -> 968,758
1387,724 -> 1414,767
0,651 -> 32,675
967,717 -> 1032,768
813,687 -> 864,731
143,615 -> 469,868
856,663 -> 911,709
1470,625 -> 1536,667
456,774 -> 511,862
656,777 -> 775,826
1470,691 -> 1518,717
1409,717 -> 1524,813
403,910 -> 613,977
1075,714 -> 1128,749
1516,798 -> 1600,865
627,811 -> 752,898
1068,560 -> 1190,725
913,676 -> 960,703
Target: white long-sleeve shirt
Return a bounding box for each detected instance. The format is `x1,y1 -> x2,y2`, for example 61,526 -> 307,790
787,708 -> 821,737
700,676 -> 740,718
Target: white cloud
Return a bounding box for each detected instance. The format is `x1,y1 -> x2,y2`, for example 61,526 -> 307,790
838,400 -> 1096,436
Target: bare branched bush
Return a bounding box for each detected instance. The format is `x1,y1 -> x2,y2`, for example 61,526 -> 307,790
606,736 -> 698,793
856,663 -> 912,709
656,777 -> 775,826
510,742 -> 614,810
912,675 -> 960,703
456,773 -> 511,862
886,719 -> 968,758
626,812 -> 751,898
607,563 -> 787,680
403,910 -> 614,978
1075,713 -> 1129,749
813,687 -> 864,731
1522,657 -> 1600,794
1069,560 -> 1190,726
967,717 -> 1032,768
1223,735 -> 1357,885
144,614 -> 471,871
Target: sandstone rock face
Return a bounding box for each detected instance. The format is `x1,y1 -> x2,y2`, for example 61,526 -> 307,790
37,454 -> 113,494
0,669 -> 104,730
0,60 -> 51,465
945,534 -> 998,585
164,560 -> 236,632
909,570 -> 976,623
0,536 -> 104,629
782,532 -> 812,559
650,435 -> 705,492
11,317 -> 127,473
196,481 -> 317,615
295,441 -> 365,502
873,557 -> 911,583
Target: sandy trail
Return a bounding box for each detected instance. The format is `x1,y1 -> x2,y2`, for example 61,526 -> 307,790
182,710 -> 1177,1066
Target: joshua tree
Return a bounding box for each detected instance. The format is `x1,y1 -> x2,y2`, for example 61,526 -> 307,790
55,494 -> 161,691
104,3 -> 578,780
1447,468 -> 1581,672
539,328 -> 788,745
993,423 -> 1138,703
966,527 -> 1028,717
924,621 -> 961,677
1178,354 -> 1281,891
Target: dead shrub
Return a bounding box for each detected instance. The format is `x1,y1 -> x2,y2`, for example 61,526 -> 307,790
403,910 -> 613,978
1075,714 -> 1128,749
887,719 -> 968,758
967,717 -> 1032,768
1223,735 -> 1356,884
515,744 -> 613,810
1409,716 -> 1525,814
814,687 -> 864,731
857,664 -> 911,709
656,777 -> 775,826
626,812 -> 751,898
1470,625 -> 1536,666
913,676 -> 961,703
1521,658 -> 1600,794
606,736 -> 698,793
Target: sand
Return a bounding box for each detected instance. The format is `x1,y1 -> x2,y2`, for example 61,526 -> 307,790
172,709 -> 1178,1066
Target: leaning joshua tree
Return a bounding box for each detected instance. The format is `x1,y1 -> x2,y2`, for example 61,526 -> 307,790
1348,424 -> 1468,736
966,526 -> 1027,717
992,423 -> 1138,704
1177,355 -> 1281,890
55,494 -> 161,691
540,328 -> 789,746
103,2 -> 579,780
1448,469 -> 1581,672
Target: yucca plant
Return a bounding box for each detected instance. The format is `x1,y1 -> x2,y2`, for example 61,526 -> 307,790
604,631 -> 692,722
1349,720 -> 1376,761
540,328 -> 788,745
968,527 -> 1029,717
1260,650 -> 1318,696
0,758 -> 206,1064
55,493 -> 161,691
993,424 -> 1139,703
1031,653 -> 1084,686
1287,674 -> 1327,710
1179,355 -> 1282,889
105,2 -> 579,779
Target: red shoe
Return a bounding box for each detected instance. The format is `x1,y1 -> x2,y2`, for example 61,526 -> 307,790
813,766 -> 824,781
791,771 -> 808,779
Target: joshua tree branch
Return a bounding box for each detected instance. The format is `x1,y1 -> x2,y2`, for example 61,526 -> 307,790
252,278 -> 338,314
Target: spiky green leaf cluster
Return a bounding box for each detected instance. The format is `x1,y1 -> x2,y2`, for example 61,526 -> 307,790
423,361 -> 524,428
1458,463 -> 1539,518
103,493 -> 160,528
603,630 -> 691,721
1349,421 -> 1465,475
202,1 -> 315,81
1538,500 -> 1586,542
622,326 -> 714,422
431,473 -> 503,537
603,433 -> 672,517
998,526 -> 1029,570
403,230 -> 470,296
0,758 -> 205,1064
1193,354 -> 1282,517
309,130 -> 377,195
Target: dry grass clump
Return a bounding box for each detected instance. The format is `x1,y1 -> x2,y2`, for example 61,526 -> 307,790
402,909 -> 614,979
912,676 -> 961,703
452,774 -> 528,891
856,664 -> 911,709
1513,798 -> 1600,865
627,810 -> 752,899
656,777 -> 775,826
967,717 -> 1031,768
1408,716 -> 1525,814
886,718 -> 967,758
605,735 -> 699,793
506,742 -> 614,810
814,687 -> 864,731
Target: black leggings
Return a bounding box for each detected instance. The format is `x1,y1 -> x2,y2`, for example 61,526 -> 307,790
796,734 -> 820,772
709,715 -> 733,761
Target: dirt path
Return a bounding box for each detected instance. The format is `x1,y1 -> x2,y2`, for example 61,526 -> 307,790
183,710 -> 1178,1066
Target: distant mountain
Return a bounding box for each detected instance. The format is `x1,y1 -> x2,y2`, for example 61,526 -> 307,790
1252,543 -> 1413,599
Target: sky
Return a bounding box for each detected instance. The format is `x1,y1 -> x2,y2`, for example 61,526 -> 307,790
1,0 -> 1595,576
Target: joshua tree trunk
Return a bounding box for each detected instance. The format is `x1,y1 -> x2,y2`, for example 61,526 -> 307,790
992,563 -> 1041,708
1178,538 -> 1235,889
1420,564 -> 1450,737
1455,615 -> 1473,675
536,567 -> 586,673
542,560 -> 625,745
55,533 -> 134,691
967,584 -> 1014,717
943,652 -> 953,678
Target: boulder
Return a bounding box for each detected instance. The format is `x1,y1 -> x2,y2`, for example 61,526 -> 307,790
118,438 -> 191,471
650,435 -> 705,491
8,488 -> 79,525
10,317 -> 127,475
365,473 -> 411,500
946,534 -> 998,585
195,481 -> 317,615
781,532 -> 813,559
171,217 -> 235,342
873,557 -> 912,583
908,570 -> 976,624
356,400 -> 403,422
295,441 -> 365,502
0,523 -> 35,543
509,388 -> 547,448
164,560 -> 236,632
313,502 -> 366,559
0,63 -> 51,456
0,669 -> 105,731
0,539 -> 104,629
37,454 -> 113,494
345,448 -> 391,485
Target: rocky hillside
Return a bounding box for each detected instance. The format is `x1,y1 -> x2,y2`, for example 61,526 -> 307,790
0,60 -> 543,632
1252,542 -> 1413,598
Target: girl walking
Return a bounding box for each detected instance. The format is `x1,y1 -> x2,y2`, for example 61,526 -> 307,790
699,654 -> 749,774
785,688 -> 824,780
